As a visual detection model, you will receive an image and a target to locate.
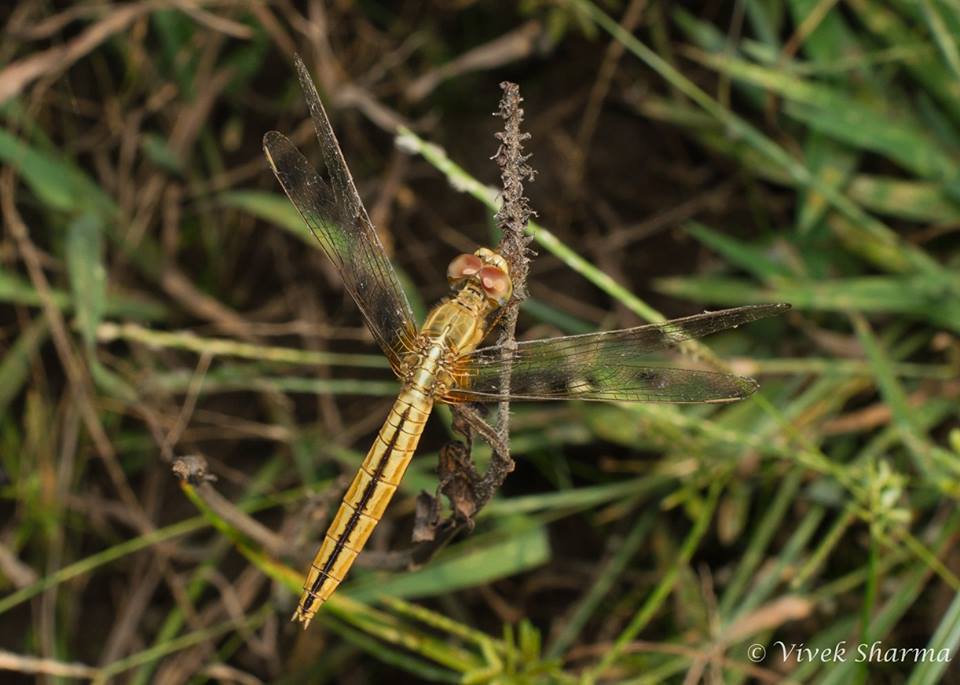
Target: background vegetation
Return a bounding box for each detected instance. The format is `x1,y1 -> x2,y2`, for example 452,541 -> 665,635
1,1 -> 959,683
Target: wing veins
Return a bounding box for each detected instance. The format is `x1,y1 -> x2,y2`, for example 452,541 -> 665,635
447,304 -> 788,403
263,55 -> 417,369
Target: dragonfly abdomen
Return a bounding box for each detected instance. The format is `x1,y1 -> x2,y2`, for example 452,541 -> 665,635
293,384 -> 435,628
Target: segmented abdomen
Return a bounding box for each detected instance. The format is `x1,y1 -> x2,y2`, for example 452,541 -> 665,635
292,386 -> 434,627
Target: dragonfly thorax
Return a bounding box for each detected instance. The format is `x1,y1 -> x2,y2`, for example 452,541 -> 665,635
419,282 -> 501,361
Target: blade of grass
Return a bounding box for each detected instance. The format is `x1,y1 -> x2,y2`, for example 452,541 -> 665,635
0,318 -> 48,417
96,606 -> 270,684
684,222 -> 792,280
0,486 -> 306,617
847,175 -> 960,221
0,128 -> 115,216
785,0 -> 866,234
905,587 -> 960,685
731,501 -> 826,622
852,314 -> 960,484
322,616 -> 461,683
142,364 -> 399,397
97,321 -> 390,369
791,504 -> 858,590
570,0 -> 956,288
66,213 -> 106,351
637,94 -> 960,222
817,510 -> 960,684
323,597 -> 483,674
846,0 -> 960,124
0,267 -> 166,320
719,469 -> 805,617
688,49 -> 955,183
919,0 -> 960,80
656,275 -> 960,334
584,478 -> 724,682
347,524 -> 550,603
546,509 -> 655,659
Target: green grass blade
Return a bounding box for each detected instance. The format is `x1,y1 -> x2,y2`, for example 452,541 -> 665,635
0,128 -> 116,216
905,588 -> 960,685
66,213 -> 107,351
585,478 -> 724,681
571,0 -> 955,287
348,525 -> 550,602
0,318 -> 48,416
546,510 -> 655,659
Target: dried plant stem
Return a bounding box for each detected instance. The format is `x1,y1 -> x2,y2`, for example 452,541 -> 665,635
471,81 -> 535,508
0,649 -> 100,679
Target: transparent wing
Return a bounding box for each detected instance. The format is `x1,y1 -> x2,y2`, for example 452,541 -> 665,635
263,55 -> 417,370
445,304 -> 789,403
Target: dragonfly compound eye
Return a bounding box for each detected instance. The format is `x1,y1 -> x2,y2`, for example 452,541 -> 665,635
447,253 -> 484,282
478,266 -> 512,305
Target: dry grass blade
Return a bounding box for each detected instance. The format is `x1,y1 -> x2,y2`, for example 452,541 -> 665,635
406,21 -> 544,102
0,3 -> 155,105
0,649 -> 100,679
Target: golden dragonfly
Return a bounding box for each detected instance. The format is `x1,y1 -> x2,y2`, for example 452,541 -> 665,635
264,56 -> 788,628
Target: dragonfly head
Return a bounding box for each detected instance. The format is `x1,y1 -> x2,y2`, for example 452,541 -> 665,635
446,247 -> 513,306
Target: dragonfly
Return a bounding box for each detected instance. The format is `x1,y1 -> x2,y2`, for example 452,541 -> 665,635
264,55 -> 789,629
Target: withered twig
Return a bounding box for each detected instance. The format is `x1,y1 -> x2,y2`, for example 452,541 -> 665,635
358,516 -> 467,571
0,3 -> 154,105
0,539 -> 38,588
172,456 -> 462,574
0,650 -> 99,680
471,80 -> 535,508
405,22 -> 543,103
453,404 -> 510,457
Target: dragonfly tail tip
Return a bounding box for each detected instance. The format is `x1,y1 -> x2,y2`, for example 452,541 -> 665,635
291,607 -> 313,630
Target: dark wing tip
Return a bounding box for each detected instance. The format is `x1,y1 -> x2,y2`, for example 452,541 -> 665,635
263,131 -> 300,178
696,374 -> 760,404
737,374 -> 760,398
743,302 -> 791,319
696,373 -> 759,404
263,130 -> 285,151
292,52 -> 310,82
292,53 -> 326,115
